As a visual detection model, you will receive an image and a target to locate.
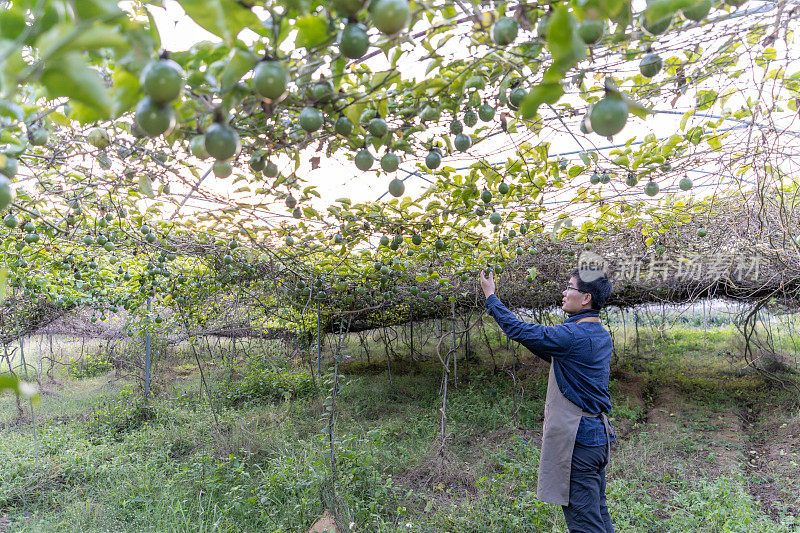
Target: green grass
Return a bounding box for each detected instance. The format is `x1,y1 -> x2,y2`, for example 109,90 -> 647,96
0,319 -> 799,532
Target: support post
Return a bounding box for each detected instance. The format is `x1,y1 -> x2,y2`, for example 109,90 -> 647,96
316,300 -> 322,375
145,298 -> 152,400
452,300 -> 457,388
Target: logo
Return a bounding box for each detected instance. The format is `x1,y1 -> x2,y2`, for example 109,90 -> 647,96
577,251 -> 608,282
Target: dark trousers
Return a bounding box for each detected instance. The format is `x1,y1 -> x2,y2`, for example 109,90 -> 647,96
562,442 -> 614,533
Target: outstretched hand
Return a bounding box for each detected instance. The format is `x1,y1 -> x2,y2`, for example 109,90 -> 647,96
479,269 -> 496,298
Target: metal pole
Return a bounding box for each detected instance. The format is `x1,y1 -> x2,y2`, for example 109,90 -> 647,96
316,300 -> 321,374
145,298 -> 151,400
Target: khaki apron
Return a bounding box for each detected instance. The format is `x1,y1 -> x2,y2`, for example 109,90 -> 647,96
536,316 -> 614,506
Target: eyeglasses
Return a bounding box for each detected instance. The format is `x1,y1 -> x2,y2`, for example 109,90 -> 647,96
565,285 -> 588,294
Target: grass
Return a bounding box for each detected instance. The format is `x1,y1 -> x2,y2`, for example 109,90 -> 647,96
0,316 -> 799,532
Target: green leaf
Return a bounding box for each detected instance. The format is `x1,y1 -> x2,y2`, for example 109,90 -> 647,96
294,14 -> 329,49
41,53 -> 112,119
219,47 -> 256,92
546,5 -> 586,72
111,69 -> 140,118
644,0 -> 695,24
179,0 -> 261,44
35,23 -> 128,58
139,174 -> 154,198
519,79 -> 563,119
0,267 -> 6,302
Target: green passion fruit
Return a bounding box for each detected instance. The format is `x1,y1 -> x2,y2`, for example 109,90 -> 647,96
639,53 -> 663,78
370,0 -> 410,36
578,19 -> 604,44
368,117 -> 388,137
190,135 -> 209,159
213,160 -> 232,178
492,16 -> 518,46
679,176 -> 693,190
425,149 -> 442,170
339,22 -> 370,59
589,94 -> 628,137
508,87 -> 527,110
454,133 -> 472,152
388,178 -> 405,197
478,104 -> 495,121
354,149 -> 374,171
380,152 -> 400,172
335,116 -> 354,136
253,60 -> 289,102
299,107 -> 324,132
642,14 -> 672,36
644,181 -> 660,196
682,0 -> 712,21
140,58 -> 184,104
204,123 -> 241,160
135,97 -> 176,137
0,175 -> 14,210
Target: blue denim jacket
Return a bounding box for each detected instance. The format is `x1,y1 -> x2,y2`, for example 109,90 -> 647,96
485,295 -> 614,446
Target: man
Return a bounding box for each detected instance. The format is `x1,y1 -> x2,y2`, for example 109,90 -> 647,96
479,267 -> 615,533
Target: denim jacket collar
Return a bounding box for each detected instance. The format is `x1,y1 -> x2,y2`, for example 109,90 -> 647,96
565,309 -> 600,323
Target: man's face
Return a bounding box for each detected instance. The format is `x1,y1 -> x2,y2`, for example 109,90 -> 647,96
561,276 -> 592,314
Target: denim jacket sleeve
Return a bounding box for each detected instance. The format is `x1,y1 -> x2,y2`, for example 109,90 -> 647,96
484,294 -> 574,362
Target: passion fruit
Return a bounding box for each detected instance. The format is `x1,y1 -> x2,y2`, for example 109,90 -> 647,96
86,127 -> 111,149
213,160 -> 232,178
639,53 -> 663,78
380,152 -> 400,172
578,19 -> 604,44
492,16 -> 518,46
679,176 -> 693,190
190,135 -> 209,159
368,117 -> 388,137
478,103 -> 495,122
388,177 -> 405,197
335,116 -> 354,136
463,108 -> 478,127
298,107 -> 324,132
309,79 -> 334,103
642,14 -> 672,36
354,149 -> 374,171
253,60 -> 289,102
370,0 -> 410,36
28,128 -> 49,146
140,58 -> 184,104
425,149 -> 441,170
450,119 -> 463,135
508,87 -> 527,110
454,133 -> 471,152
682,0 -> 712,20
135,97 -> 176,137
644,181 -> 660,196
204,122 -> 241,160
589,94 -> 628,137
339,22 -> 370,59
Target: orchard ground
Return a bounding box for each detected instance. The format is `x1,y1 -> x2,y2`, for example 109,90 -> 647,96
0,310 -> 799,532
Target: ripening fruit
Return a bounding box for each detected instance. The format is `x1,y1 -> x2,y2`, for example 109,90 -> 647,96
354,149 -> 374,171
29,128 -> 49,146
3,213 -> 18,228
213,160 -> 232,178
626,172 -> 638,186
309,79 -> 334,102
190,135 -> 209,159
454,133 -> 472,152
682,0 -> 712,21
508,87 -> 527,110
388,178 -> 405,197
370,0 -> 410,36
697,227 -> 707,237
335,116 -> 354,136
481,190 -> 492,203
135,97 -> 176,137
589,94 -> 628,137
639,53 -> 663,78
339,22 -> 370,59
381,152 -> 400,172
140,58 -> 184,104
578,19 -> 604,44
204,123 -> 241,160
463,108 -> 478,127
450,119 -> 463,135
478,104 -> 495,122
264,160 -> 278,178
425,149 -> 441,170
299,107 -> 324,132
368,117 -> 388,137
250,152 -> 266,172
492,16 -> 518,46
489,212 -> 502,225
590,173 -> 601,184
86,127 -> 111,149
498,182 -> 510,195
644,181 -> 660,196
642,14 -> 672,35
253,60 -> 289,101
679,177 -> 693,190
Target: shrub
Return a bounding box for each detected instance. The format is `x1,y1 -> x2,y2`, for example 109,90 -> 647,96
85,386 -> 156,440
67,350 -> 113,379
218,358 -> 316,406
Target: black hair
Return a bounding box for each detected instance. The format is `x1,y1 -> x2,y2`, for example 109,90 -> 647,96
569,268 -> 612,310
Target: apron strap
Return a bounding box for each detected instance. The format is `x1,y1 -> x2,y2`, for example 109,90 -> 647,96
575,316 -> 600,324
